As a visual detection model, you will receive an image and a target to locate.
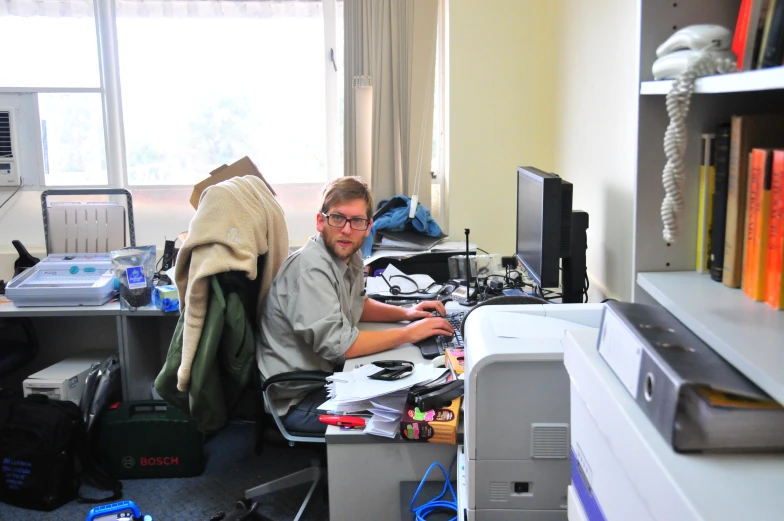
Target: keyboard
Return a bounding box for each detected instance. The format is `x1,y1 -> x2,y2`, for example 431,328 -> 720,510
415,311 -> 466,360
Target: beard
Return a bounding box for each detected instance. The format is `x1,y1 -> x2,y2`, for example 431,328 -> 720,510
321,228 -> 363,261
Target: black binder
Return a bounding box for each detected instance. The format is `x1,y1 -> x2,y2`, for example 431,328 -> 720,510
597,301 -> 784,453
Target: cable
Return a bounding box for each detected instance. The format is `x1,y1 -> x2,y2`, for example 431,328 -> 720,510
0,177 -> 23,212
410,456 -> 458,521
661,51 -> 735,243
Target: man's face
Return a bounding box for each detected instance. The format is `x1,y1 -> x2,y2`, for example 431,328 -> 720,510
316,198 -> 372,262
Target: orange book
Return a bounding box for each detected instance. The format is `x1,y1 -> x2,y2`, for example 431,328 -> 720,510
733,0 -> 753,69
743,149 -> 773,301
766,150 -> 784,309
445,348 -> 464,375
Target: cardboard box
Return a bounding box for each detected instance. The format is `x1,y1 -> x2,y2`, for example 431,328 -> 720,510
399,397 -> 461,444
189,156 -> 276,210
23,351 -> 112,405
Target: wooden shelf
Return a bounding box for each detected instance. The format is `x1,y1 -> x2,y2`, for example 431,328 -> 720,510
637,271 -> 784,405
640,66 -> 784,95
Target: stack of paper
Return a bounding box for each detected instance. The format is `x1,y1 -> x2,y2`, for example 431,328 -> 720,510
319,363 -> 439,438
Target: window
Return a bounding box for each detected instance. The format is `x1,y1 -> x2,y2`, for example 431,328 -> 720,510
38,93 -> 107,186
0,0 -> 342,191
116,1 -> 342,187
0,4 -> 100,89
430,0 -> 447,226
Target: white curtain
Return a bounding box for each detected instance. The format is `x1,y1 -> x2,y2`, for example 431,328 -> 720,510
0,0 -> 322,18
344,0 -> 438,207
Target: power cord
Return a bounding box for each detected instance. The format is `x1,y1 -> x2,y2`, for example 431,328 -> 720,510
0,177 -> 23,212
410,455 -> 458,521
661,51 -> 735,243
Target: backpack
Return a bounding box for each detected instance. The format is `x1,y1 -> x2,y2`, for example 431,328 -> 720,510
0,394 -> 121,511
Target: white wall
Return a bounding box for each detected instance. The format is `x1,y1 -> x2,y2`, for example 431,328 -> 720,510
448,0 -> 558,257
552,0 -> 640,301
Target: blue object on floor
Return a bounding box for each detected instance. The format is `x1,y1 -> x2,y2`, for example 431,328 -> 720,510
85,500 -> 150,521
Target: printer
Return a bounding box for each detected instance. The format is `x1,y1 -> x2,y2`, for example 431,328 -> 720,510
457,303 -> 605,521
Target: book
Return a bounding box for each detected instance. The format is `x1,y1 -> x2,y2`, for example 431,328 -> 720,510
766,150 -> 784,309
760,0 -> 784,68
722,114 -> 784,288
743,149 -> 773,301
733,0 -> 768,71
696,134 -> 716,273
710,123 -> 732,282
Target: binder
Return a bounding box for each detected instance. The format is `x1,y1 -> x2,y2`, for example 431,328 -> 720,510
597,301 -> 784,453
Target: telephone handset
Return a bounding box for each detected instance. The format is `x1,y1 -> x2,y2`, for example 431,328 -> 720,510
653,24 -> 735,79
653,24 -> 737,244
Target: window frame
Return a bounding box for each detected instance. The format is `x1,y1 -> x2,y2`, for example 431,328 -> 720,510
1,0 -> 342,190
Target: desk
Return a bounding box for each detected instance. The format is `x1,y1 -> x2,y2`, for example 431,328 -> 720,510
0,299 -> 178,401
326,303 -> 463,521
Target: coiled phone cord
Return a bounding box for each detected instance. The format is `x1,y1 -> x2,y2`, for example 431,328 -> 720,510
661,51 -> 735,244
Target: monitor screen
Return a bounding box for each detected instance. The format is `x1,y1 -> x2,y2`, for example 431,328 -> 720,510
516,166 -> 562,288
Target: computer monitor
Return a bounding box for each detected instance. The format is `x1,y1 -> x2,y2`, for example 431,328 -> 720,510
515,166 -> 573,288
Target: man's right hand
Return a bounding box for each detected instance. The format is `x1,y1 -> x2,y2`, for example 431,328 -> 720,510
404,317 -> 454,344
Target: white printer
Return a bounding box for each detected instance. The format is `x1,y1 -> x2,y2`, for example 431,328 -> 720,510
457,303 -> 604,521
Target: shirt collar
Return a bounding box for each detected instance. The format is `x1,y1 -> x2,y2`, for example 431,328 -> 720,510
313,234 -> 363,277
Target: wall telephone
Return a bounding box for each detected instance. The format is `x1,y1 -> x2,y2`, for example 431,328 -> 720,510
653,25 -> 737,244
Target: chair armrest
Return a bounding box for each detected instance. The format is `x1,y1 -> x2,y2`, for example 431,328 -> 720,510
261,371 -> 330,392
261,371 -> 331,445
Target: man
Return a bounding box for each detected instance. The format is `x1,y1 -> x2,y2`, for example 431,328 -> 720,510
258,177 -> 454,432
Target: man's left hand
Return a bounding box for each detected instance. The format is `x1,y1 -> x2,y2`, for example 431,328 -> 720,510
405,300 -> 447,321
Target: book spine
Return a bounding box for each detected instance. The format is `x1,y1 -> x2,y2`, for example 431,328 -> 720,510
743,149 -> 772,301
761,0 -> 784,68
723,116 -> 748,288
710,124 -> 732,282
766,150 -> 784,309
733,0 -> 754,70
696,134 -> 716,273
757,0 -> 778,68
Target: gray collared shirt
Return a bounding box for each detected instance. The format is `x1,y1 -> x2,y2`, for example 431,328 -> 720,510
257,234 -> 366,415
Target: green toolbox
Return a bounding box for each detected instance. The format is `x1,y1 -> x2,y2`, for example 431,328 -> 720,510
99,400 -> 205,479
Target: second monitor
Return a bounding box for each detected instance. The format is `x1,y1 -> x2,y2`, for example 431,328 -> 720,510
516,166 -> 588,303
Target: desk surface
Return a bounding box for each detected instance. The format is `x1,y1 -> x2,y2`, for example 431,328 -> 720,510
325,301 -> 463,444
0,298 -> 174,317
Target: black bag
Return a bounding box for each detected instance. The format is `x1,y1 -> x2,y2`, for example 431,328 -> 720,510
0,394 -> 121,511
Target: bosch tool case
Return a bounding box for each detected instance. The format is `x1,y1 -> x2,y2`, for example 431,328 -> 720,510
99,401 -> 204,479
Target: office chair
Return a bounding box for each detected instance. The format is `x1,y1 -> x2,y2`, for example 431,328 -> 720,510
241,370 -> 330,521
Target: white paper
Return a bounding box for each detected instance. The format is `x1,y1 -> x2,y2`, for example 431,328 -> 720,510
363,242 -> 478,265
364,416 -> 400,438
365,264 -> 441,297
368,408 -> 402,422
490,312 -> 591,339
369,392 -> 409,413
327,363 -> 438,404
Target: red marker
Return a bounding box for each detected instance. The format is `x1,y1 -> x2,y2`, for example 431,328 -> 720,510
318,414 -> 367,428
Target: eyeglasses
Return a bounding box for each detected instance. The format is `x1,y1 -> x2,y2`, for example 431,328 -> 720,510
321,213 -> 370,231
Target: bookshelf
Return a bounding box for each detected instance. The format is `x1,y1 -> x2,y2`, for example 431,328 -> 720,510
633,1 -> 784,397
640,66 -> 784,95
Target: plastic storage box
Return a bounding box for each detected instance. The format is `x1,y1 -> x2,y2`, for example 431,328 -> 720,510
99,401 -> 204,479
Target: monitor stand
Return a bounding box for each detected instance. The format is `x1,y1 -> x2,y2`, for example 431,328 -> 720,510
561,210 -> 589,304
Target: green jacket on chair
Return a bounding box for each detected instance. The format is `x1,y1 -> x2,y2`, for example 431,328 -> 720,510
154,273 -> 257,433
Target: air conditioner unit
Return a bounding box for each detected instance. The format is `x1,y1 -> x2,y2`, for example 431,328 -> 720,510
0,108 -> 21,187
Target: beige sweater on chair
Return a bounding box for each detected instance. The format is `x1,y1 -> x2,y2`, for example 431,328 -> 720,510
174,175 -> 289,391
